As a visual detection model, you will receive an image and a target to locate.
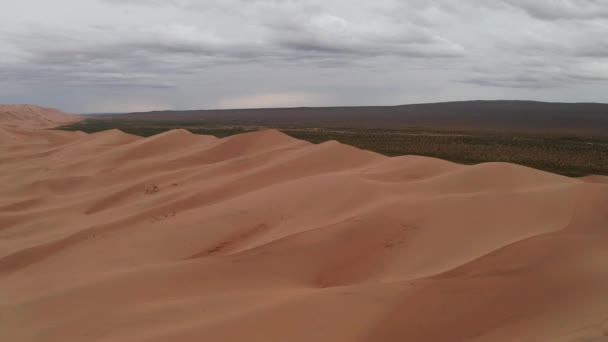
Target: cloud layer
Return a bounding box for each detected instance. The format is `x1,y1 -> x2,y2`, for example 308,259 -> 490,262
1,0 -> 607,112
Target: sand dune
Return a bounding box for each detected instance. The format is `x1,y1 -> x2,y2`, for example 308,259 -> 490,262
1,121 -> 608,341
0,104 -> 80,129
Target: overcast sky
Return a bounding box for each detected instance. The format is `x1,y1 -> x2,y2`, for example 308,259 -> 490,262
1,0 -> 607,113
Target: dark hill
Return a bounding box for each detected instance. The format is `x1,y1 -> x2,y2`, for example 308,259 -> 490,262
97,100 -> 608,137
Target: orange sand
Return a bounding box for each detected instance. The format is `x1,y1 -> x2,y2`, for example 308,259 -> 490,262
0,104 -> 80,129
1,106 -> 607,341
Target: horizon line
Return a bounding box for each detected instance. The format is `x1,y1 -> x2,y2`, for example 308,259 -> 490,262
79,99 -> 608,115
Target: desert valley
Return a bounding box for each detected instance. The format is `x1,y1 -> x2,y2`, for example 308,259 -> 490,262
1,105 -> 608,341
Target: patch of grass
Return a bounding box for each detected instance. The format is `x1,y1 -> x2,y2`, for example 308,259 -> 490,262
58,120 -> 253,138
58,119 -> 608,177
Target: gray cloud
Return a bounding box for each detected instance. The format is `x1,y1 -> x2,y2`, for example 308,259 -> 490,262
503,0 -> 608,20
0,0 -> 607,112
1,5 -> 464,91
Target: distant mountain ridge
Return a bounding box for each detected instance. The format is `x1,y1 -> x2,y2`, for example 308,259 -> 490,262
99,100 -> 608,137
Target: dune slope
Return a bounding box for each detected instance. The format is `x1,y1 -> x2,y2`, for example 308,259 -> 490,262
0,104 -> 80,129
1,125 -> 607,342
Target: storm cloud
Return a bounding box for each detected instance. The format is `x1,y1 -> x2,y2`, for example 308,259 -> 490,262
0,0 -> 607,112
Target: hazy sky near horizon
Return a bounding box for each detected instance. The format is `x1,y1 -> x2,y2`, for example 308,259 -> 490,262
1,0 -> 608,113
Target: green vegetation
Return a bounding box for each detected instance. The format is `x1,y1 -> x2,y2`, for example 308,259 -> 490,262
58,119 -> 608,177
59,120 -> 251,138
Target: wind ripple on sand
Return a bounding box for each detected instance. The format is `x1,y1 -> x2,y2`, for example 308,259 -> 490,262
1,127 -> 607,342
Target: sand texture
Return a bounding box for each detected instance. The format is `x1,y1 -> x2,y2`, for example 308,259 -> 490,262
0,104 -> 80,129
1,112 -> 608,341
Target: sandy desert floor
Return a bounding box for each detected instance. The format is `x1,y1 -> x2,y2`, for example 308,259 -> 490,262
1,110 -> 608,341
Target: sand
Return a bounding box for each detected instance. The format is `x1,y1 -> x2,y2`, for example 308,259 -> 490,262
0,104 -> 81,129
1,106 -> 608,342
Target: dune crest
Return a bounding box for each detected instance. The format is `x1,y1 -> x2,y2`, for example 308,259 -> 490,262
0,104 -> 81,128
1,125 -> 607,342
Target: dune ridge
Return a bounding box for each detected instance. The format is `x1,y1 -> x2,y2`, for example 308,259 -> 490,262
0,104 -> 80,129
1,124 -> 608,342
